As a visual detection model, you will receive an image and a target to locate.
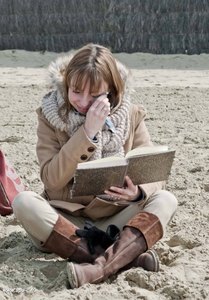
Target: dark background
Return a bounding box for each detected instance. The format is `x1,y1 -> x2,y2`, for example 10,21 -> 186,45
1,0 -> 209,54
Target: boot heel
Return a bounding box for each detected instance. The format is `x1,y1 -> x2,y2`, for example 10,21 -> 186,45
136,249 -> 159,272
146,249 -> 159,272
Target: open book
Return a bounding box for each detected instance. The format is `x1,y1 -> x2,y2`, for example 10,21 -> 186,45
71,145 -> 175,197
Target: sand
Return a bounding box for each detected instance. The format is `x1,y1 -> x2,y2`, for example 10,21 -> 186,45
0,49 -> 209,300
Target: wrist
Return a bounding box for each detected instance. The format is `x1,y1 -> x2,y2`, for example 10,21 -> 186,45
132,186 -> 145,202
84,125 -> 96,140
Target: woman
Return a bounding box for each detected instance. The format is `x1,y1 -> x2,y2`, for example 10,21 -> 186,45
12,43 -> 177,288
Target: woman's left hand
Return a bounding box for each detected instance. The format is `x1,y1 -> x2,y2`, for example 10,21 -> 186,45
104,176 -> 141,202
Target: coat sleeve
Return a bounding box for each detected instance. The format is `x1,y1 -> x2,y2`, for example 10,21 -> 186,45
131,105 -> 164,200
36,108 -> 97,191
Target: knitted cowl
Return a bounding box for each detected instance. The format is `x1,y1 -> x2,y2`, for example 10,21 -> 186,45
41,54 -> 131,161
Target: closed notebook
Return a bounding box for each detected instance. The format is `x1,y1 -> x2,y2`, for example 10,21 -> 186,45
71,145 -> 175,197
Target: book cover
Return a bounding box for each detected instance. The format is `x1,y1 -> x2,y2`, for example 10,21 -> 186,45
71,164 -> 128,197
127,150 -> 175,185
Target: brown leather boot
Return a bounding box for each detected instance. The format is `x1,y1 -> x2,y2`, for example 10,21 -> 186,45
43,215 -> 100,263
67,212 -> 163,288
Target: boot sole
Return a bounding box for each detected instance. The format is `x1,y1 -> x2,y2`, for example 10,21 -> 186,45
66,262 -> 79,289
146,249 -> 159,272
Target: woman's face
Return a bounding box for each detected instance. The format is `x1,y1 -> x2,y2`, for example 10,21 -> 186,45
68,80 -> 109,115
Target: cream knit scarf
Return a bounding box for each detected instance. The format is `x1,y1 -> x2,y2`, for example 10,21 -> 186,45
41,90 -> 130,160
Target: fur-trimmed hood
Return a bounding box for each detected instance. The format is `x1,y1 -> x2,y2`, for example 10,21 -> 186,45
41,53 -> 131,161
47,53 -> 130,95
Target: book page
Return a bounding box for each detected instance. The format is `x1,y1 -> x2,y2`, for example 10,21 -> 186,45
125,145 -> 169,158
77,156 -> 127,170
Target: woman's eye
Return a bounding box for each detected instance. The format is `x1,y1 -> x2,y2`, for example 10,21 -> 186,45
91,93 -> 109,100
73,90 -> 80,94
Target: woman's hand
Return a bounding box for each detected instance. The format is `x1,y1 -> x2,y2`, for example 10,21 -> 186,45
104,176 -> 141,202
84,95 -> 110,139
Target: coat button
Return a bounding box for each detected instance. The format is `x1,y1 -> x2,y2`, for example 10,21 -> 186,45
80,154 -> 88,160
87,147 -> 95,152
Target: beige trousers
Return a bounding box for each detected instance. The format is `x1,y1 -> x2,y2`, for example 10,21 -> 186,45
12,190 -> 177,251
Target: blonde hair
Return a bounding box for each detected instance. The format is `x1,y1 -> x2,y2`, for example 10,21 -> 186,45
62,44 -> 125,116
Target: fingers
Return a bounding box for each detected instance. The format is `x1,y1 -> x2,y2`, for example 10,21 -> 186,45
101,105 -> 110,115
124,176 -> 139,195
104,188 -> 126,201
84,96 -> 110,138
124,176 -> 135,188
110,195 -> 121,201
91,96 -> 110,115
104,177 -> 139,202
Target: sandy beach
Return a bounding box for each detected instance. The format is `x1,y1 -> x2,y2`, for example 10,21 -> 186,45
0,49 -> 208,300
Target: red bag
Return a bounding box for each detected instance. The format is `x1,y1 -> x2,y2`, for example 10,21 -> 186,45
0,150 -> 25,216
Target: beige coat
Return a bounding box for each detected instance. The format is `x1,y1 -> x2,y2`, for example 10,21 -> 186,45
36,103 -> 163,221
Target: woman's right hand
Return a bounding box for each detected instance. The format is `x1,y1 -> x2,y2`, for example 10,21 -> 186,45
84,95 -> 110,139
